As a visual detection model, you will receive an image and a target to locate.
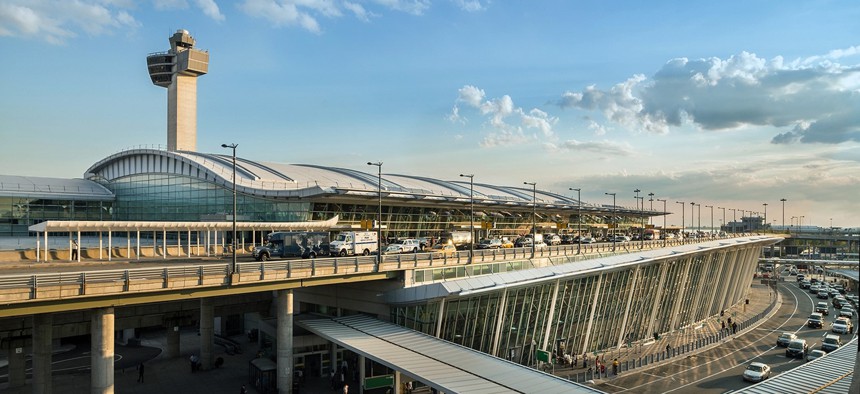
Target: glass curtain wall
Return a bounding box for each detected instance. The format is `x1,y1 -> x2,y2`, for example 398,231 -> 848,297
392,249 -> 759,367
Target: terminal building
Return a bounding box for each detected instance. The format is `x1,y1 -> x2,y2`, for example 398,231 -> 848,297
0,30 -> 811,394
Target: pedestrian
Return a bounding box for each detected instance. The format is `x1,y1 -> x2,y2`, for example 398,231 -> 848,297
137,362 -> 144,383
721,320 -> 725,331
342,383 -> 349,394
612,358 -> 619,375
582,354 -> 587,369
190,354 -> 199,372
666,344 -> 671,356
71,238 -> 79,260
330,370 -> 337,390
732,322 -> 738,334
240,385 -> 247,394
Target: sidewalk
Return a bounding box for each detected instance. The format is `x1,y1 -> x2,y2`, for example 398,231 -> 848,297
549,282 -> 780,381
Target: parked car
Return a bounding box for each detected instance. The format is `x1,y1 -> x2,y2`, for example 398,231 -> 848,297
544,234 -> 561,246
821,334 -> 841,352
806,349 -> 827,362
429,243 -> 457,258
477,238 -> 502,249
384,239 -> 421,254
578,236 -> 596,244
807,313 -> 824,328
742,362 -> 771,382
776,332 -> 797,347
786,339 -> 808,358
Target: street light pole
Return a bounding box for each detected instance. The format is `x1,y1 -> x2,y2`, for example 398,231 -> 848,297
648,193 -> 654,225
606,192 -> 616,252
780,198 -> 787,233
524,182 -> 537,257
460,174 -> 475,262
220,143 -> 238,274
762,203 -> 768,233
367,162 -> 383,264
569,187 -> 581,255
657,199 -> 667,247
676,201 -> 685,240
636,196 -> 645,249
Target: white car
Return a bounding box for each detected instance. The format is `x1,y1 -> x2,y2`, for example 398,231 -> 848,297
743,362 -> 771,382
383,239 -> 421,254
832,320 -> 850,334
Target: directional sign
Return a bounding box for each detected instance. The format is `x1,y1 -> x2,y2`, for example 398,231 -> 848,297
535,349 -> 552,363
364,375 -> 394,390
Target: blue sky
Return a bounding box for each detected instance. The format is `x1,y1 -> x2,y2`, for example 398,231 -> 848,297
1,0 -> 859,228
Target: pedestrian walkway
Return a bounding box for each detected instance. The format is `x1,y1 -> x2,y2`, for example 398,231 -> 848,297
548,282 -> 780,382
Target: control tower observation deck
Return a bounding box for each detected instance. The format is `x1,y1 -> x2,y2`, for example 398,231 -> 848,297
146,29 -> 209,152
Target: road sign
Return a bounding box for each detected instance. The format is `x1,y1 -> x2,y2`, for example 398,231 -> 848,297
364,375 -> 394,390
535,349 -> 551,363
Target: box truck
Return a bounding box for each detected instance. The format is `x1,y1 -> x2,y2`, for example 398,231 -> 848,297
330,231 -> 378,256
253,231 -> 330,261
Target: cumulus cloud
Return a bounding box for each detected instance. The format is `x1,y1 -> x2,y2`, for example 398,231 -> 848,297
0,0 -> 140,44
557,48 -> 860,144
449,84 -> 558,147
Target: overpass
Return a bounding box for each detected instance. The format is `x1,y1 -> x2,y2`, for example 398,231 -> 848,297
0,235 -> 781,393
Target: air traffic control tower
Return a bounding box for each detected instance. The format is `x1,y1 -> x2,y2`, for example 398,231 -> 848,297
146,29 -> 209,152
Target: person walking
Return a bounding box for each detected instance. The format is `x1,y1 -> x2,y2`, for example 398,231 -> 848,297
342,383 -> 349,394
612,358 -> 619,375
732,322 -> 738,334
137,362 -> 145,383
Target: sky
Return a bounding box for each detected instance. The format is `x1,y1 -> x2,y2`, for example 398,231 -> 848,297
1,0 -> 859,229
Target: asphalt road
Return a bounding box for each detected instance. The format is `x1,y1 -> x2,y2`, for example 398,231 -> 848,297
594,276 -> 857,393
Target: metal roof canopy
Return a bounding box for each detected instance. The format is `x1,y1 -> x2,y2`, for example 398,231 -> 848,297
28,216 -> 339,233
298,314 -> 602,394
732,337 -> 856,394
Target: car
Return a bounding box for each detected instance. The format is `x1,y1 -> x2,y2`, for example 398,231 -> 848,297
786,339 -> 808,358
383,239 -> 421,254
831,320 -> 850,334
477,238 -> 502,249
806,349 -> 827,362
428,243 -> 457,258
838,307 -> 854,319
809,284 -> 820,294
514,237 -> 533,247
834,317 -> 853,333
578,236 -> 596,244
821,334 -> 841,352
776,332 -> 797,347
796,273 -> 806,282
817,290 -> 830,299
534,241 -> 548,250
807,313 -> 824,328
815,302 -> 829,315
500,239 -> 514,248
800,280 -> 811,289
832,296 -> 846,309
544,234 -> 561,246
743,362 -> 771,382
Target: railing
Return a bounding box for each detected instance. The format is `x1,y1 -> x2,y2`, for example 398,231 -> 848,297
0,237 -> 732,307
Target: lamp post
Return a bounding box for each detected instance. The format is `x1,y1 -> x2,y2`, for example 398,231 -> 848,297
606,192 -> 616,251
569,187 -> 581,255
780,198 -> 787,233
695,203 -> 701,235
460,174 -> 475,261
676,201 -> 686,240
634,189 -> 641,245
729,209 -> 737,234
636,196 -> 645,249
367,162 -> 383,264
220,143 -> 238,274
762,203 -> 768,233
657,199 -> 667,247
524,182 -> 537,257
648,193 -> 654,225
800,216 -> 805,234
718,207 -> 725,235
689,202 -> 696,236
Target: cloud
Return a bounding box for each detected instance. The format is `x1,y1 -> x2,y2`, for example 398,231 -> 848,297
239,0 -> 322,33
450,84 -> 558,147
343,2 -> 377,22
239,0 -> 432,33
557,48 -> 860,144
371,0 -> 430,15
0,0 -> 140,44
547,139 -> 634,157
453,0 -> 489,12
194,0 -> 226,21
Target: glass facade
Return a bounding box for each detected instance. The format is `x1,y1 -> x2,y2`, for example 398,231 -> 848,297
0,197 -> 112,236
392,245 -> 758,366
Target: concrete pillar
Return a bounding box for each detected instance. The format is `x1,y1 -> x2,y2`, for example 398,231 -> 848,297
394,370 -> 402,394
32,313 -> 53,394
91,307 -> 115,394
329,342 -> 337,377
200,298 -> 214,370
359,355 -> 366,394
276,289 -> 294,394
4,337 -> 26,389
166,323 -> 180,358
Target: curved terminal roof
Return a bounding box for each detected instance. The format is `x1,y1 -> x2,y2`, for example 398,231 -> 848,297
0,174 -> 114,201
84,148 -> 647,214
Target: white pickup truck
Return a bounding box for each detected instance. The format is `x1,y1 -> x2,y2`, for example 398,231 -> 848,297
384,239 -> 421,254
